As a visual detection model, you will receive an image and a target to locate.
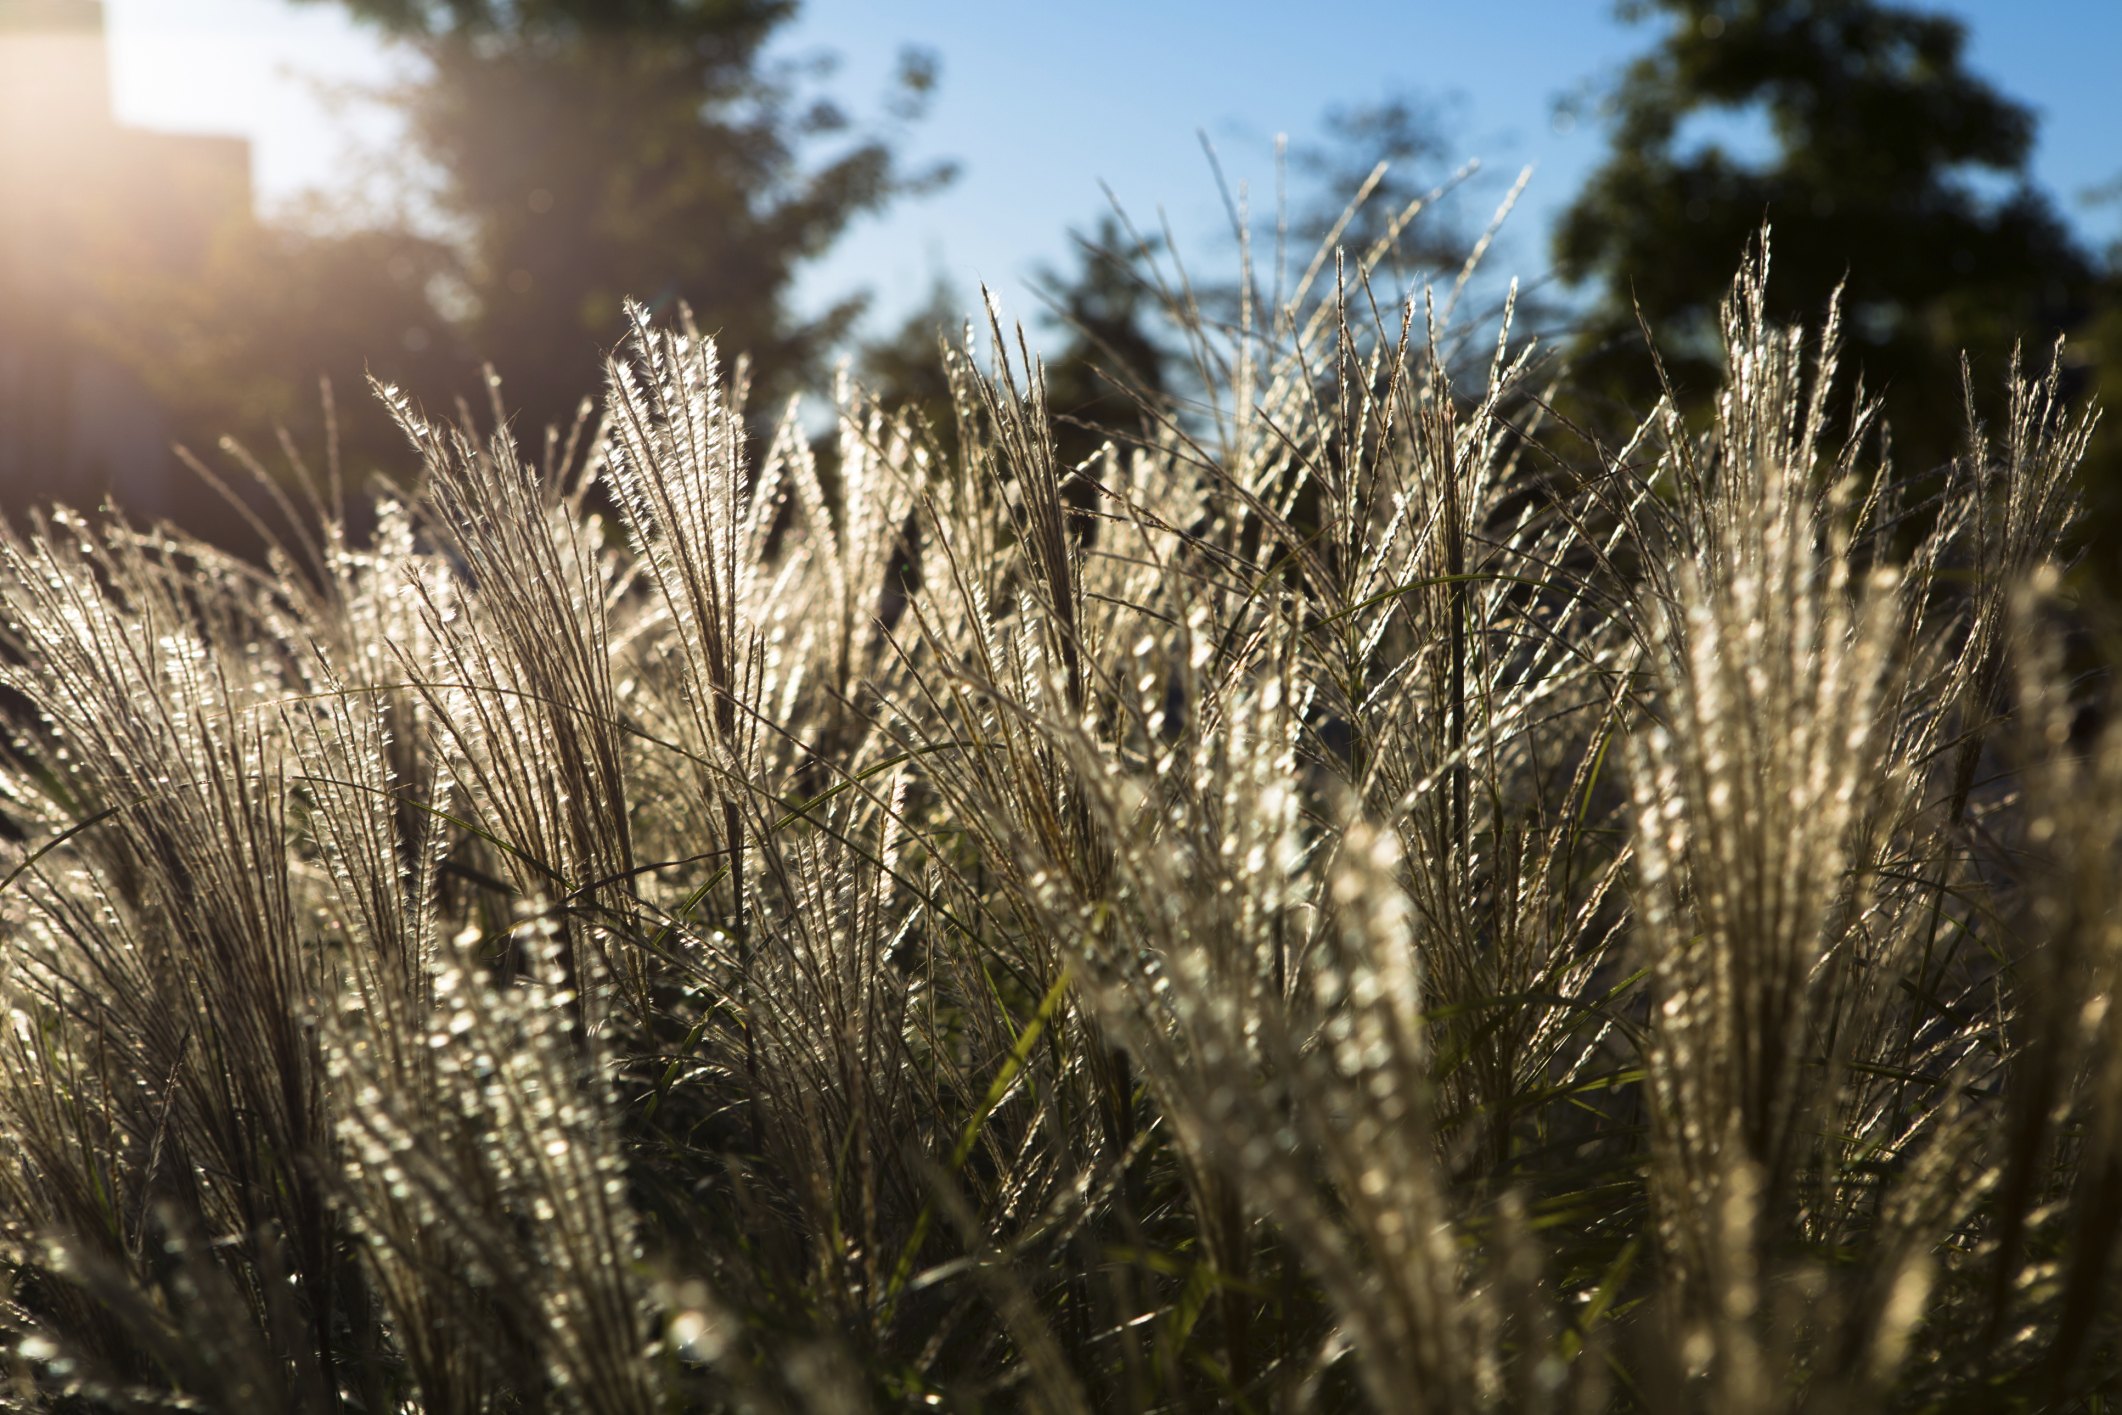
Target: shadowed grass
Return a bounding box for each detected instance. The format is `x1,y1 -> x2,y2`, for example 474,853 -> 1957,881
0,222 -> 2112,1412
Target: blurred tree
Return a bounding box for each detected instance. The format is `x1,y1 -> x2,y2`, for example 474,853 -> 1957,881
101,218 -> 471,501
1554,0 -> 2096,474
856,96 -> 1475,484
2075,192 -> 2122,598
1185,99 -> 1480,348
857,217 -> 1173,485
305,0 -> 953,437
1286,97 -> 1475,293
858,276 -> 969,461
1035,216 -> 1172,479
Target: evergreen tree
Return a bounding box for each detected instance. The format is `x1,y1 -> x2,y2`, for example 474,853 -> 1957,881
2073,191 -> 2122,597
1288,97 -> 1474,290
1555,0 -> 2094,472
1035,216 -> 1171,479
858,277 -> 970,462
106,219 -> 470,493
308,0 -> 953,435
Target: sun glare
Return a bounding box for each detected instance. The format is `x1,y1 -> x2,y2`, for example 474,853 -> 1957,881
100,0 -> 405,212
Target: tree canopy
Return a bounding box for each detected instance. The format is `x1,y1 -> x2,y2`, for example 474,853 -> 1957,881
299,0 -> 951,437
1555,0 -> 2095,472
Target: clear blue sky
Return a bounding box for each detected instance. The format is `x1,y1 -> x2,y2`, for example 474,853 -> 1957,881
104,0 -> 2122,344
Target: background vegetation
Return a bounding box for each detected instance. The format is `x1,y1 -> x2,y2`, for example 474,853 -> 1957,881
2,0 -> 2120,1410
43,0 -> 2121,577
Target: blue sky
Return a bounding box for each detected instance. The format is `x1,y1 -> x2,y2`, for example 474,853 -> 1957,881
103,0 -> 2122,342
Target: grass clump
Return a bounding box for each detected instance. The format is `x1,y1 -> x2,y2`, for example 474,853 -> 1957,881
0,225 -> 2114,1412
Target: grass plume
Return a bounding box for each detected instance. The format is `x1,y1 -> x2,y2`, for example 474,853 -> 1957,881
0,222 -> 2112,1412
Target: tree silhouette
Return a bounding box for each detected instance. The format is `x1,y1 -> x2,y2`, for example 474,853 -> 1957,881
857,277 -> 972,465
1555,0 -> 2094,474
1035,216 -> 1172,479
2072,192 -> 2122,599
105,219 -> 470,494
308,0 -> 953,436
1287,97 -> 1475,292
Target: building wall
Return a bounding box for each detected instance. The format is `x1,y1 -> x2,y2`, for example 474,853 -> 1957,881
0,0 -> 252,522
